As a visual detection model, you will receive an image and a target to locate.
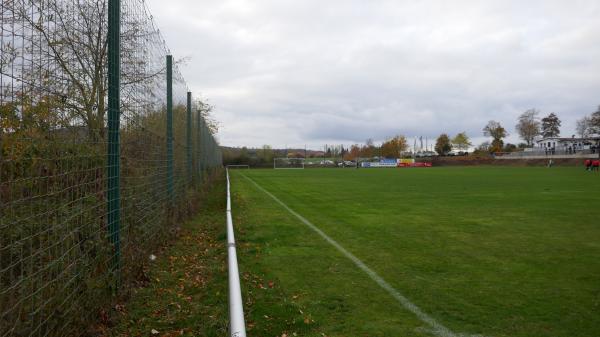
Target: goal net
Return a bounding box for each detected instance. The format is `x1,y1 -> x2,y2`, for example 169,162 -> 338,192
273,157 -> 305,169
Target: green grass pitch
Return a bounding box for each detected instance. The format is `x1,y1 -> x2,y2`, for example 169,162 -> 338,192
230,167 -> 600,337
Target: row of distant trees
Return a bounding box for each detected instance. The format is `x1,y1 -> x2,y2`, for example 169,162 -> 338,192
338,105 -> 600,157
515,106 -> 600,146
340,132 -> 473,158
344,137 -> 408,159
349,105 -> 600,157
475,112 -> 564,154
223,105 -> 600,164
223,128 -> 502,165
436,106 -> 600,156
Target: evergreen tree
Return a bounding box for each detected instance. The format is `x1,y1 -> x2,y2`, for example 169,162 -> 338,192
541,113 -> 561,138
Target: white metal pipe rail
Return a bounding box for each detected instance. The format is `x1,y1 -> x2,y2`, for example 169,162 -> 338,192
226,169 -> 247,337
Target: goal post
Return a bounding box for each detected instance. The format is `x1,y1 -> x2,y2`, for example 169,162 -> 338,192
273,157 -> 305,169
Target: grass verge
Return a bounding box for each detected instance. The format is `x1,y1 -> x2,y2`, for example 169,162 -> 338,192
108,171 -> 319,337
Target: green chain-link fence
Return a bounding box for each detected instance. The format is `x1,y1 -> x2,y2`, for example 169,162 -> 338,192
0,0 -> 222,335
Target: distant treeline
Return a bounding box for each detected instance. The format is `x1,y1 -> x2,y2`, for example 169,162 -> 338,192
222,146 -> 322,166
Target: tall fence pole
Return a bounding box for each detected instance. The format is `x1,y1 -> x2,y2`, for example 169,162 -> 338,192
107,0 -> 121,286
166,55 -> 174,202
204,120 -> 209,169
187,91 -> 192,184
196,102 -> 203,185
199,109 -> 205,178
203,119 -> 207,171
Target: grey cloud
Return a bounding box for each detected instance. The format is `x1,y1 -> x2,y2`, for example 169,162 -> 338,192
148,0 -> 600,148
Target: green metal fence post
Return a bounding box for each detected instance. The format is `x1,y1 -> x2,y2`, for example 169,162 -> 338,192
201,110 -> 206,178
186,91 -> 192,184
107,0 -> 121,286
166,55 -> 174,202
203,127 -> 206,172
196,102 -> 203,185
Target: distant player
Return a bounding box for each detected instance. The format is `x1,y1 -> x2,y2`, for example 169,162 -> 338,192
585,159 -> 592,171
593,160 -> 600,172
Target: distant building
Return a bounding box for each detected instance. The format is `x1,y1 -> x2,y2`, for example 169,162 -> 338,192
534,136 -> 600,152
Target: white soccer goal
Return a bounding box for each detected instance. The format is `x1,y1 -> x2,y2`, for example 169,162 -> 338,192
273,157 -> 305,169
227,164 -> 250,169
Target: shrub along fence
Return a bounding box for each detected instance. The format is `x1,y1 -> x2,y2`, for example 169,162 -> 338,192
0,0 -> 222,335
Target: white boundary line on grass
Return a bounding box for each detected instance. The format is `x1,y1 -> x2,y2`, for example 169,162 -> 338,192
241,173 -> 483,337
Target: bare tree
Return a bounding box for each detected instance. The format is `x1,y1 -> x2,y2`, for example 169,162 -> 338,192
576,116 -> 592,138
8,0 -> 170,140
591,106 -> 600,135
515,109 -> 540,146
7,0 -> 110,140
197,100 -> 219,134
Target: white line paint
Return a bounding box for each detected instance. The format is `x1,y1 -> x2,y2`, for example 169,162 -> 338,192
240,173 -> 483,337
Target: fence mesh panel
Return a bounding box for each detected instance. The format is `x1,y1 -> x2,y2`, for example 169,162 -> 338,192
0,1 -> 222,336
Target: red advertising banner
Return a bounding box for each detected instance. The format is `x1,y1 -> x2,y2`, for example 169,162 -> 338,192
398,162 -> 432,167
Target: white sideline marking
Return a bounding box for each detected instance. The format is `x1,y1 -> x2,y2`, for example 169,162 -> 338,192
240,173 -> 484,337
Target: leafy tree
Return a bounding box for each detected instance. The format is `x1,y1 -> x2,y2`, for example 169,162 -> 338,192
483,120 -> 508,152
504,143 -> 518,152
1,95 -> 63,140
395,135 -> 409,154
515,109 -> 540,146
380,140 -> 395,158
435,134 -> 452,156
360,139 -> 376,158
381,135 -> 408,158
239,147 -> 249,163
347,144 -> 361,160
259,145 -> 273,164
541,113 -> 561,138
451,132 -> 472,151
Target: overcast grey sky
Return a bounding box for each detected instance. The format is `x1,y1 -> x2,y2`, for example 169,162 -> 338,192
147,0 -> 600,149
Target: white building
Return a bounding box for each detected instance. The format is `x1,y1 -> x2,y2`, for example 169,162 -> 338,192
534,136 -> 600,152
